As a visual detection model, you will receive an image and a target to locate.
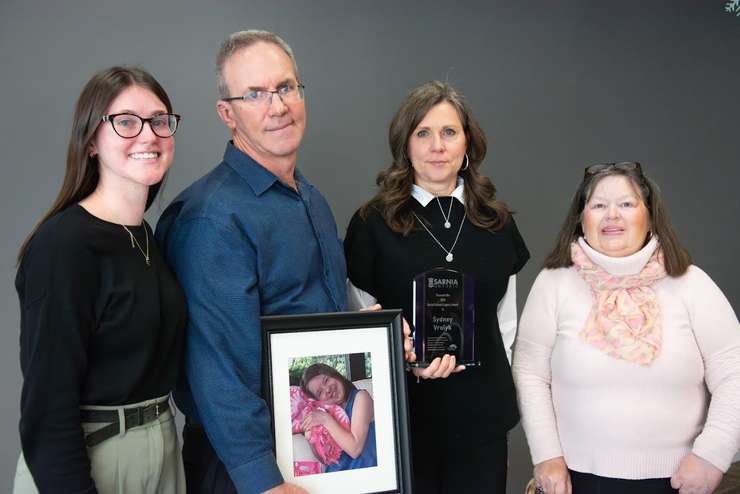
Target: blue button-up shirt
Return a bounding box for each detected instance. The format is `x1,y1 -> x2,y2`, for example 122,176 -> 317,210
156,142 -> 347,494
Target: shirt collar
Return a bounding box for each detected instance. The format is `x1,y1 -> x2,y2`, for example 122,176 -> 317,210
411,177 -> 465,206
222,141 -> 306,196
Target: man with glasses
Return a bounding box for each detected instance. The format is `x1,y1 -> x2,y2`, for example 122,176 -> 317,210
156,30 -> 345,494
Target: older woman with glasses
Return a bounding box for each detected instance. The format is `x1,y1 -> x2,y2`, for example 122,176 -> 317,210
13,66 -> 186,493
344,81 -> 529,493
513,163 -> 740,494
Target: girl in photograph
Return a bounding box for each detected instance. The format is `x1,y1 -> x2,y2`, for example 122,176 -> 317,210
300,363 -> 377,472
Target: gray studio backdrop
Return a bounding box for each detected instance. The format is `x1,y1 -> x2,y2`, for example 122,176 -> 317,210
1,1 -> 738,492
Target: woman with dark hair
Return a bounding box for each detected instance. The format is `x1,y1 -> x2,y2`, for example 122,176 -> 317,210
513,163 -> 740,494
344,81 -> 529,492
13,66 -> 186,493
299,363 -> 376,472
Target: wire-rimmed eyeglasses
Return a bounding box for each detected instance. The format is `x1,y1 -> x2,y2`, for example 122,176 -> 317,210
221,81 -> 305,106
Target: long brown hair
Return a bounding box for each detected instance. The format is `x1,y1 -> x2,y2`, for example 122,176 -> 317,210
300,363 -> 356,403
359,81 -> 510,235
17,66 -> 173,263
544,163 -> 691,276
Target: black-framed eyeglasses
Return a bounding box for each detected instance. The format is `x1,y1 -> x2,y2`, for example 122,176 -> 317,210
101,113 -> 181,138
221,82 -> 305,106
584,161 -> 642,177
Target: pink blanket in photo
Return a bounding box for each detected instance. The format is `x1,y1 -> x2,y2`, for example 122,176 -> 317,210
290,386 -> 350,465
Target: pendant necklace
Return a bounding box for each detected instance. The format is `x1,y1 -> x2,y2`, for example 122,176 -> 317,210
412,210 -> 466,262
121,223 -> 150,266
435,196 -> 454,229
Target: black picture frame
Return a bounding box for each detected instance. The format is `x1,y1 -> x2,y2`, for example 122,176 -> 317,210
262,310 -> 412,494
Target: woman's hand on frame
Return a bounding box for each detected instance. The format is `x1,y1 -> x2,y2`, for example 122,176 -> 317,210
533,456 -> 572,494
361,304 -> 416,363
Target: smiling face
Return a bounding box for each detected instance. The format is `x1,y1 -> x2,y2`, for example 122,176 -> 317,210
216,42 -> 306,168
90,85 -> 174,191
306,373 -> 345,405
407,101 -> 467,195
582,175 -> 651,257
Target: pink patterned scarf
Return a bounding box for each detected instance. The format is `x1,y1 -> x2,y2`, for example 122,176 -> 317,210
571,239 -> 667,366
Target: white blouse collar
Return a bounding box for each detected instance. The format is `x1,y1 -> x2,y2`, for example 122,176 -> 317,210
411,177 -> 465,206
577,235 -> 659,276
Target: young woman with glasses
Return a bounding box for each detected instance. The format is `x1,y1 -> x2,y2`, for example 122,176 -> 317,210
13,66 -> 186,494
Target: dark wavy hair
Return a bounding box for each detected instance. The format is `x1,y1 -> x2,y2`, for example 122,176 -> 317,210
17,66 -> 173,264
300,363 -> 356,403
359,81 -> 510,235
544,163 -> 691,277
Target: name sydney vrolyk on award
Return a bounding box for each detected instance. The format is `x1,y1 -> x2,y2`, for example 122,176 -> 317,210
412,268 -> 478,367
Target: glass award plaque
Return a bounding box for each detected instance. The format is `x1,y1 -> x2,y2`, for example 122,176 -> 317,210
411,268 -> 478,367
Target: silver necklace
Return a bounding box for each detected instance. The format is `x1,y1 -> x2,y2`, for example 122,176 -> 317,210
435,196 -> 454,229
121,223 -> 150,266
412,211 -> 466,262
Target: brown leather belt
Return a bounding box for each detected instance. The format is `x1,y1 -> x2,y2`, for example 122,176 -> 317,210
81,400 -> 169,447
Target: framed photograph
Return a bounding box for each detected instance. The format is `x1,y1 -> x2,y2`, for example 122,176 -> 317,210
262,310 -> 412,494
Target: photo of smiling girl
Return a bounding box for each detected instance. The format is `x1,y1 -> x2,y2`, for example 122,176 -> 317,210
289,356 -> 377,475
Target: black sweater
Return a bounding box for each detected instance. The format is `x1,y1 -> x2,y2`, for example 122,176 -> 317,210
16,205 -> 186,493
344,197 -> 529,449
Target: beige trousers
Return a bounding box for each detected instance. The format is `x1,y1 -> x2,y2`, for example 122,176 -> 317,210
13,396 -> 185,494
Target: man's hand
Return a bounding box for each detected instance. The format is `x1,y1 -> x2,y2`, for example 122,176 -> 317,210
360,304 -> 383,312
670,453 -> 723,494
533,456 -> 571,494
263,482 -> 309,494
411,354 -> 465,379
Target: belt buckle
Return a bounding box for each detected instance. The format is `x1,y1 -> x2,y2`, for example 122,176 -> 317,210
154,402 -> 160,417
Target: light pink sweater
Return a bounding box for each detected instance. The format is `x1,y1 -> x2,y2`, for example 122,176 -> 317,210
513,238 -> 740,479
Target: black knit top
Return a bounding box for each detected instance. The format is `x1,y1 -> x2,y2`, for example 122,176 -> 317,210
16,204 -> 186,493
344,197 -> 529,449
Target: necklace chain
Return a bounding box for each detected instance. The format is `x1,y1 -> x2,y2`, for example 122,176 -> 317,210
435,196 -> 454,229
121,223 -> 150,266
412,210 -> 466,263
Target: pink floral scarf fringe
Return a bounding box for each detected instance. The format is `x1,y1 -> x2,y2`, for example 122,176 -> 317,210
571,241 -> 667,366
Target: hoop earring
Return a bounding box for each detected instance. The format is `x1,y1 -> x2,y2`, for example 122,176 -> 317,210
460,153 -> 469,171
